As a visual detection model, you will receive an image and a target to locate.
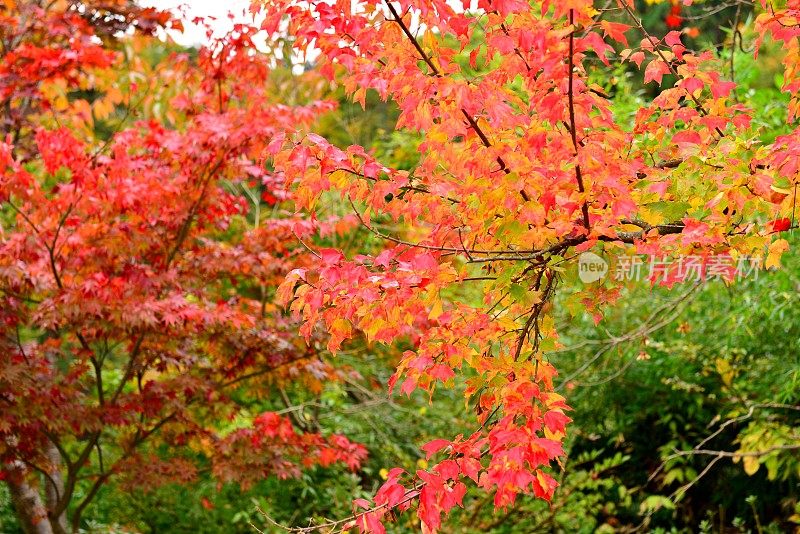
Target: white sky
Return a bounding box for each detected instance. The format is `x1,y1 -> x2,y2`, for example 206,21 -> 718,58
140,0 -> 256,46
139,0 -> 467,46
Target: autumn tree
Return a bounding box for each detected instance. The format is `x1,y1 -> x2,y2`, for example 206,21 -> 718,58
0,0 -> 179,156
250,0 -> 800,531
0,5 -> 366,534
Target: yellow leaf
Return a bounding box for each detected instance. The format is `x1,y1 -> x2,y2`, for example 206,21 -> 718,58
93,97 -> 114,120
330,317 -> 351,338
105,85 -> 124,105
766,239 -> 789,269
362,317 -> 385,343
715,358 -> 734,386
742,456 -> 759,476
770,185 -> 792,195
329,169 -> 349,189
638,205 -> 664,226
543,426 -> 565,441
428,298 -> 443,320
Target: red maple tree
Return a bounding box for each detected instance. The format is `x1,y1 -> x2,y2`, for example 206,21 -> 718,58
0,3 -> 365,533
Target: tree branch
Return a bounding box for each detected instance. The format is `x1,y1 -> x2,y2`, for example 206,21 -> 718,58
567,10 -> 590,231
383,1 -> 530,201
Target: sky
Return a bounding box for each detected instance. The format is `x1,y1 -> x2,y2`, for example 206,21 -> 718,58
140,0 -> 255,46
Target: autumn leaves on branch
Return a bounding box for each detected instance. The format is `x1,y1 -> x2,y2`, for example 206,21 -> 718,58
262,0 -> 798,531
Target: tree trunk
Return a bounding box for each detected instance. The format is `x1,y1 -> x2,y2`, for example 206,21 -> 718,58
43,443 -> 68,534
5,462 -> 54,534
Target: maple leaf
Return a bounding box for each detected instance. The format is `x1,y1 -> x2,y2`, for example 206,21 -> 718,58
422,439 -> 452,459
600,21 -> 631,45
766,239 -> 790,269
644,59 -> 671,85
770,218 -> 792,232
543,410 -> 571,434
